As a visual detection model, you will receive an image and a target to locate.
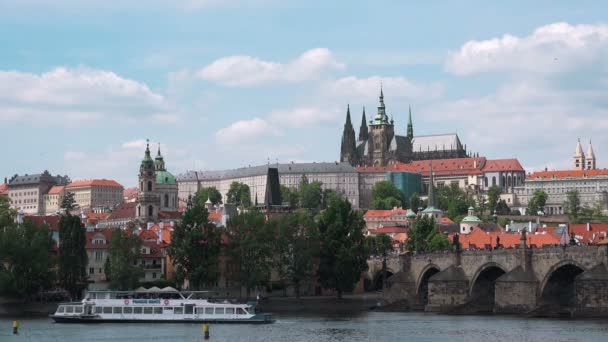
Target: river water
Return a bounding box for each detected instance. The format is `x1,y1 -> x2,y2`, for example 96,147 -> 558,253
2,312 -> 608,342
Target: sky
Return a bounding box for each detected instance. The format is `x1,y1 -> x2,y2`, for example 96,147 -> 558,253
1,0 -> 608,187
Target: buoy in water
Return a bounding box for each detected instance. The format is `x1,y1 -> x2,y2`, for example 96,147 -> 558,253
202,323 -> 210,340
13,320 -> 19,335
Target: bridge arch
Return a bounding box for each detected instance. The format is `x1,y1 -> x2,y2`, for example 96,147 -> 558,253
416,264 -> 441,305
540,260 -> 586,307
367,268 -> 395,292
469,262 -> 507,310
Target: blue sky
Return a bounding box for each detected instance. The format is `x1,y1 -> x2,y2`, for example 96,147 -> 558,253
1,0 -> 607,186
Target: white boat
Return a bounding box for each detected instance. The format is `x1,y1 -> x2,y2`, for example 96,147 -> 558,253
50,288 -> 273,324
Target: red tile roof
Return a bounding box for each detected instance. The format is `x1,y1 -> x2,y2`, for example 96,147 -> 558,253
528,169 -> 608,180
0,183 -> 8,195
85,229 -> 114,249
25,215 -> 61,231
148,223 -> 173,244
453,227 -> 561,249
482,159 -> 525,172
364,208 -> 409,218
123,187 -> 139,199
47,185 -> 65,195
208,212 -> 222,223
67,179 -> 123,188
356,163 -> 419,173
569,223 -> 608,244
439,217 -> 455,224
369,227 -> 407,234
158,211 -> 181,219
107,202 -> 137,220
411,157 -> 486,176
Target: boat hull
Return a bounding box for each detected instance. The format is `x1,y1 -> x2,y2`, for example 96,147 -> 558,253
50,315 -> 274,324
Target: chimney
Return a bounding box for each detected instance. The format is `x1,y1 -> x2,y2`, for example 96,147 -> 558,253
587,222 -> 591,232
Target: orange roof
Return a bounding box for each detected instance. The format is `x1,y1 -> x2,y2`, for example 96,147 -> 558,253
208,212 -> 222,222
356,163 -> 419,173
85,229 -> 114,249
528,169 -> 608,180
148,222 -> 173,244
67,179 -> 123,188
0,183 -> 8,195
454,227 -> 561,249
47,185 -> 65,195
482,159 -> 525,172
369,227 -> 407,234
123,187 -> 139,199
411,157 -> 486,177
569,223 -> 608,244
364,208 -> 409,218
439,217 -> 455,224
393,233 -> 408,243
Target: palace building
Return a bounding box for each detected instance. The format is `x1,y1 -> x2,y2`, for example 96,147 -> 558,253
340,88 -> 469,167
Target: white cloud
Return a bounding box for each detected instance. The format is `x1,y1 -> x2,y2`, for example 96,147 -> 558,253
198,48 -> 345,86
215,118 -> 281,144
266,107 -> 341,128
121,140 -> 149,150
322,76 -> 445,103
0,67 -> 172,124
445,22 -> 608,75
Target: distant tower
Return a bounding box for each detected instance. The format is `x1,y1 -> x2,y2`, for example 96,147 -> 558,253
406,105 -> 414,141
368,86 -> 395,166
154,143 -> 166,171
137,139 -> 159,220
340,104 -> 358,165
586,140 -> 596,170
358,107 -> 368,142
574,139 -> 586,170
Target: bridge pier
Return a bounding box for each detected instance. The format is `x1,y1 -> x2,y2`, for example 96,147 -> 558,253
425,265 -> 469,312
574,263 -> 608,317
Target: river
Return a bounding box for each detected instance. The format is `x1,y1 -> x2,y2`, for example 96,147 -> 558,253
2,312 -> 608,341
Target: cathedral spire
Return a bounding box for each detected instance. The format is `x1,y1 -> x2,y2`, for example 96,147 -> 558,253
586,139 -> 596,170
428,162 -> 435,208
373,86 -> 389,124
358,106 -> 368,141
407,105 -> 414,140
574,138 -> 586,170
340,104 -> 358,165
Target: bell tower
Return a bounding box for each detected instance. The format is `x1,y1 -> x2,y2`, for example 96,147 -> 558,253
574,139 -> 585,170
368,86 -> 394,166
137,139 -> 160,220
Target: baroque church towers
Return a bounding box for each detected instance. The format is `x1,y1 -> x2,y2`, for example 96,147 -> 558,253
137,140 -> 179,221
574,139 -> 596,170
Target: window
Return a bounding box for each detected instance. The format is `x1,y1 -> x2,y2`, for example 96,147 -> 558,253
144,307 -> 153,314
236,308 -> 245,315
113,307 -> 122,314
215,308 -> 225,315
57,306 -> 65,313
164,307 -> 174,312
174,307 -> 183,314
195,308 -> 204,314
154,307 -> 163,314
66,306 -> 74,313
147,181 -> 153,192
134,307 -> 143,314
148,205 -> 153,217
164,194 -> 169,207
205,307 -> 213,315
103,307 -> 112,314
95,251 -> 103,261
94,307 -> 102,314
152,272 -> 157,279
124,307 -> 133,314
226,308 -> 235,315
89,267 -> 94,274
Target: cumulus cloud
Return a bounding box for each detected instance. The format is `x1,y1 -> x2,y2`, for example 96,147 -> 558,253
266,107 -> 341,128
198,48 -> 345,86
445,22 -> 608,75
322,76 -> 444,102
215,117 -> 282,144
0,67 -> 172,124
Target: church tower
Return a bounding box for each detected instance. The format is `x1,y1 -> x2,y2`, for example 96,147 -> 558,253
340,104 -> 358,165
154,143 -> 166,171
574,139 -> 586,170
407,105 -> 414,141
586,140 -> 596,170
358,107 -> 368,142
137,140 -> 160,220
368,87 -> 395,166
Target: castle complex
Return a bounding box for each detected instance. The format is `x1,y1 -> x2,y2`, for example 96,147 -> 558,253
340,88 -> 468,167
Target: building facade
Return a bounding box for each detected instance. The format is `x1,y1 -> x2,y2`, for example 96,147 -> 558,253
7,171 -> 69,214
340,88 -> 469,167
43,185 -> 65,214
64,179 -> 124,212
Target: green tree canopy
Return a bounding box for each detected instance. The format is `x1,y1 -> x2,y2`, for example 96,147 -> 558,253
405,216 -> 449,253
487,185 -> 502,214
435,183 -> 473,219
527,189 -> 548,216
271,210 -> 319,298
61,191 -> 78,211
169,201 -> 221,290
317,193 -> 368,299
371,181 -> 404,209
565,190 -> 581,223
107,223 -> 143,290
226,182 -> 252,208
495,199 -> 510,215
194,187 -> 222,206
0,221 -> 55,300
0,196 -> 15,228
58,214 -> 88,299
280,185 -> 300,208
409,192 -> 421,212
227,210 -> 274,298
299,179 -> 323,209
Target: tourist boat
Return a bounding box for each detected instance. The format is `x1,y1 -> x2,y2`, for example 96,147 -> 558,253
50,287 -> 274,324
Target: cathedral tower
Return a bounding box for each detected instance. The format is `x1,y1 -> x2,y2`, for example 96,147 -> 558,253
407,105 -> 414,141
137,140 -> 160,220
340,104 -> 358,165
358,107 -> 368,142
368,87 -> 395,166
574,139 -> 586,170
586,140 -> 596,170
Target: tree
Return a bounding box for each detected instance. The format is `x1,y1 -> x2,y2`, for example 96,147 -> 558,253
409,192 -> 421,212
280,185 -> 299,208
317,193 -> 368,299
564,190 -> 581,223
405,216 -> 444,253
427,234 -> 451,252
61,191 -> 78,211
194,187 -> 222,206
226,182 -> 252,208
0,196 -> 15,228
227,210 -> 274,298
487,185 -> 502,214
371,181 -> 404,210
300,179 -> 323,209
169,201 -> 221,290
436,183 -> 473,217
272,210 -> 319,298
107,224 -> 143,290
475,193 -> 487,217
0,221 -> 55,300
527,190 -> 548,216
495,199 -> 510,215
58,214 -> 88,299
367,233 -> 393,290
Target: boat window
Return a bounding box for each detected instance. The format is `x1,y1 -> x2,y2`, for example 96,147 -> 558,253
205,307 -> 213,315
75,306 -> 83,314
195,308 -> 204,314
103,307 -> 112,314
174,307 -> 183,314
57,306 -> 65,313
66,306 -> 74,313
124,307 -> 133,314
163,307 -> 173,312
154,307 -> 163,314
236,308 -> 245,315
226,308 -> 235,315
94,307 -> 102,314
113,307 -> 122,314
215,308 -> 225,315
144,307 -> 153,314
134,307 -> 143,314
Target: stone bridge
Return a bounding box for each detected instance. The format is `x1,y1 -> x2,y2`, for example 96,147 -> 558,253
367,243 -> 608,316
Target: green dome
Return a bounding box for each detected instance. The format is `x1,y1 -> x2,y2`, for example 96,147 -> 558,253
156,170 -> 176,185
461,215 -> 482,223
